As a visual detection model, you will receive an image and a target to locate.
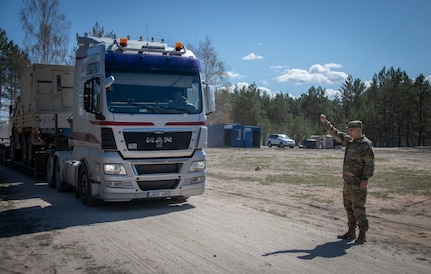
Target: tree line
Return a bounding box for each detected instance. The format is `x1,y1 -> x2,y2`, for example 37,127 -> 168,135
208,68 -> 431,147
2,20 -> 430,147
1,0 -> 430,147
0,29 -> 30,119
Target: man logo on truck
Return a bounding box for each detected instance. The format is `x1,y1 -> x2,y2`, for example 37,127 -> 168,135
146,136 -> 173,148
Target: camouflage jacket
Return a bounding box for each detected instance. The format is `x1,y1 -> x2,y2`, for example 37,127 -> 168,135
322,120 -> 375,181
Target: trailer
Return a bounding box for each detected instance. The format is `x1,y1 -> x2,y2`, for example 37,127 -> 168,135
7,64 -> 74,174
4,35 -> 215,205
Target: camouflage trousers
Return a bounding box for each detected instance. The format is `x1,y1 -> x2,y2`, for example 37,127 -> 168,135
343,180 -> 369,232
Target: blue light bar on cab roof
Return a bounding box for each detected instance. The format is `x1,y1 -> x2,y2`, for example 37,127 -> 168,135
104,53 -> 201,73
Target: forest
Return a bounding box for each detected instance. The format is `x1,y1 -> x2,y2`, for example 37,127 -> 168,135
208,68 -> 431,147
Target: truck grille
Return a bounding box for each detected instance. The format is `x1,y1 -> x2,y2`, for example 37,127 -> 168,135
133,163 -> 182,175
124,131 -> 191,150
137,179 -> 180,191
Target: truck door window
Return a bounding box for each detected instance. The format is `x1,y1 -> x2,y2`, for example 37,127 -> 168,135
83,78 -> 101,113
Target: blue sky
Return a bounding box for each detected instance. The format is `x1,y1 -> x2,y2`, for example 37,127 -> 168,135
1,0 -> 430,98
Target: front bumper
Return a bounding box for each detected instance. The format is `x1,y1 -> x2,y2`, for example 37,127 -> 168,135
90,150 -> 206,202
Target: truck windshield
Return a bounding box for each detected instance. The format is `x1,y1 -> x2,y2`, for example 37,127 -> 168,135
106,70 -> 202,114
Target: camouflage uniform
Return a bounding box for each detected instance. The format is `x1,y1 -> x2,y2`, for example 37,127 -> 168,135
322,120 -> 375,232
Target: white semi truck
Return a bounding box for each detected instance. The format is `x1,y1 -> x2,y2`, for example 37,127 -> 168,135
6,35 -> 215,205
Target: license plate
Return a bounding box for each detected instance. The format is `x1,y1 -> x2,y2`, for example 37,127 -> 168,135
147,191 -> 171,198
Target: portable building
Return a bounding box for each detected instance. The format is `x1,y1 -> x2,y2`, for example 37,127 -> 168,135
208,124 -> 261,148
322,134 -> 334,149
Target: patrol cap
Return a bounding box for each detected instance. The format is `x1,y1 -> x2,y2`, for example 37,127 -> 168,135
347,120 -> 362,129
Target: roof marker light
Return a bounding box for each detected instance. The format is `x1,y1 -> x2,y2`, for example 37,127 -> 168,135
119,38 -> 128,47
175,42 -> 184,51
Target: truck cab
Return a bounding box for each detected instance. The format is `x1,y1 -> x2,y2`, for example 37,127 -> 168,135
48,36 -> 215,205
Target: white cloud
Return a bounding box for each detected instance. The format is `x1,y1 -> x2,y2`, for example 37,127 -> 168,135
270,65 -> 283,70
325,88 -> 340,98
227,71 -> 246,79
269,65 -> 283,73
232,82 -> 250,90
242,53 -> 265,61
426,74 -> 431,82
230,82 -> 275,98
275,63 -> 348,85
256,86 -> 273,97
309,63 -> 343,73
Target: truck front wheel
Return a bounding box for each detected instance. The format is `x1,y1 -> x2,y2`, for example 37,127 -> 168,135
78,165 -> 100,206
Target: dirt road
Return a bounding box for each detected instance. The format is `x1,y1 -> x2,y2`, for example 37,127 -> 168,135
1,148 -> 430,273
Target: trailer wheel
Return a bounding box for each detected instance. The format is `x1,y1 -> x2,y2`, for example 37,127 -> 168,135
22,136 -> 28,165
78,165 -> 100,206
0,145 -> 8,165
46,155 -> 55,188
10,137 -> 21,161
27,137 -> 34,167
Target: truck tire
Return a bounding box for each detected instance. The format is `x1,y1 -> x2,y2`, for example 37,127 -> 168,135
46,155 -> 55,188
22,136 -> 28,165
78,165 -> 100,206
267,142 -> 272,147
10,137 -> 21,161
0,146 -> 4,165
27,137 -> 34,167
278,143 -> 285,148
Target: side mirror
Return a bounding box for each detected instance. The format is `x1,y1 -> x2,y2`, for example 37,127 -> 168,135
204,84 -> 215,115
103,75 -> 115,88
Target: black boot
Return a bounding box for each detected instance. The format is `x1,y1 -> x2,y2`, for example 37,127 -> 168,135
355,231 -> 367,244
337,227 -> 356,240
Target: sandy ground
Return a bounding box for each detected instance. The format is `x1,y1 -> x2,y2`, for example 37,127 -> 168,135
206,147 -> 431,257
0,147 -> 430,273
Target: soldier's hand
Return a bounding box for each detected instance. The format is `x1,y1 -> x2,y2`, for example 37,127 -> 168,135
320,114 -> 327,123
360,180 -> 368,190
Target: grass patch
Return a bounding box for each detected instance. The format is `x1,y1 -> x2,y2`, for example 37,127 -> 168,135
206,147 -> 431,197
375,157 -> 389,162
290,193 -> 335,205
369,191 -> 392,200
372,168 -> 431,194
33,233 -> 54,246
263,173 -> 341,187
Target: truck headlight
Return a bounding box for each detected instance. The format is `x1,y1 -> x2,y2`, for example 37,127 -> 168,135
189,160 -> 206,172
104,163 -> 127,175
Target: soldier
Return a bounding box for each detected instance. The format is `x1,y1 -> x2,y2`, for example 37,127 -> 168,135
320,114 -> 375,244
